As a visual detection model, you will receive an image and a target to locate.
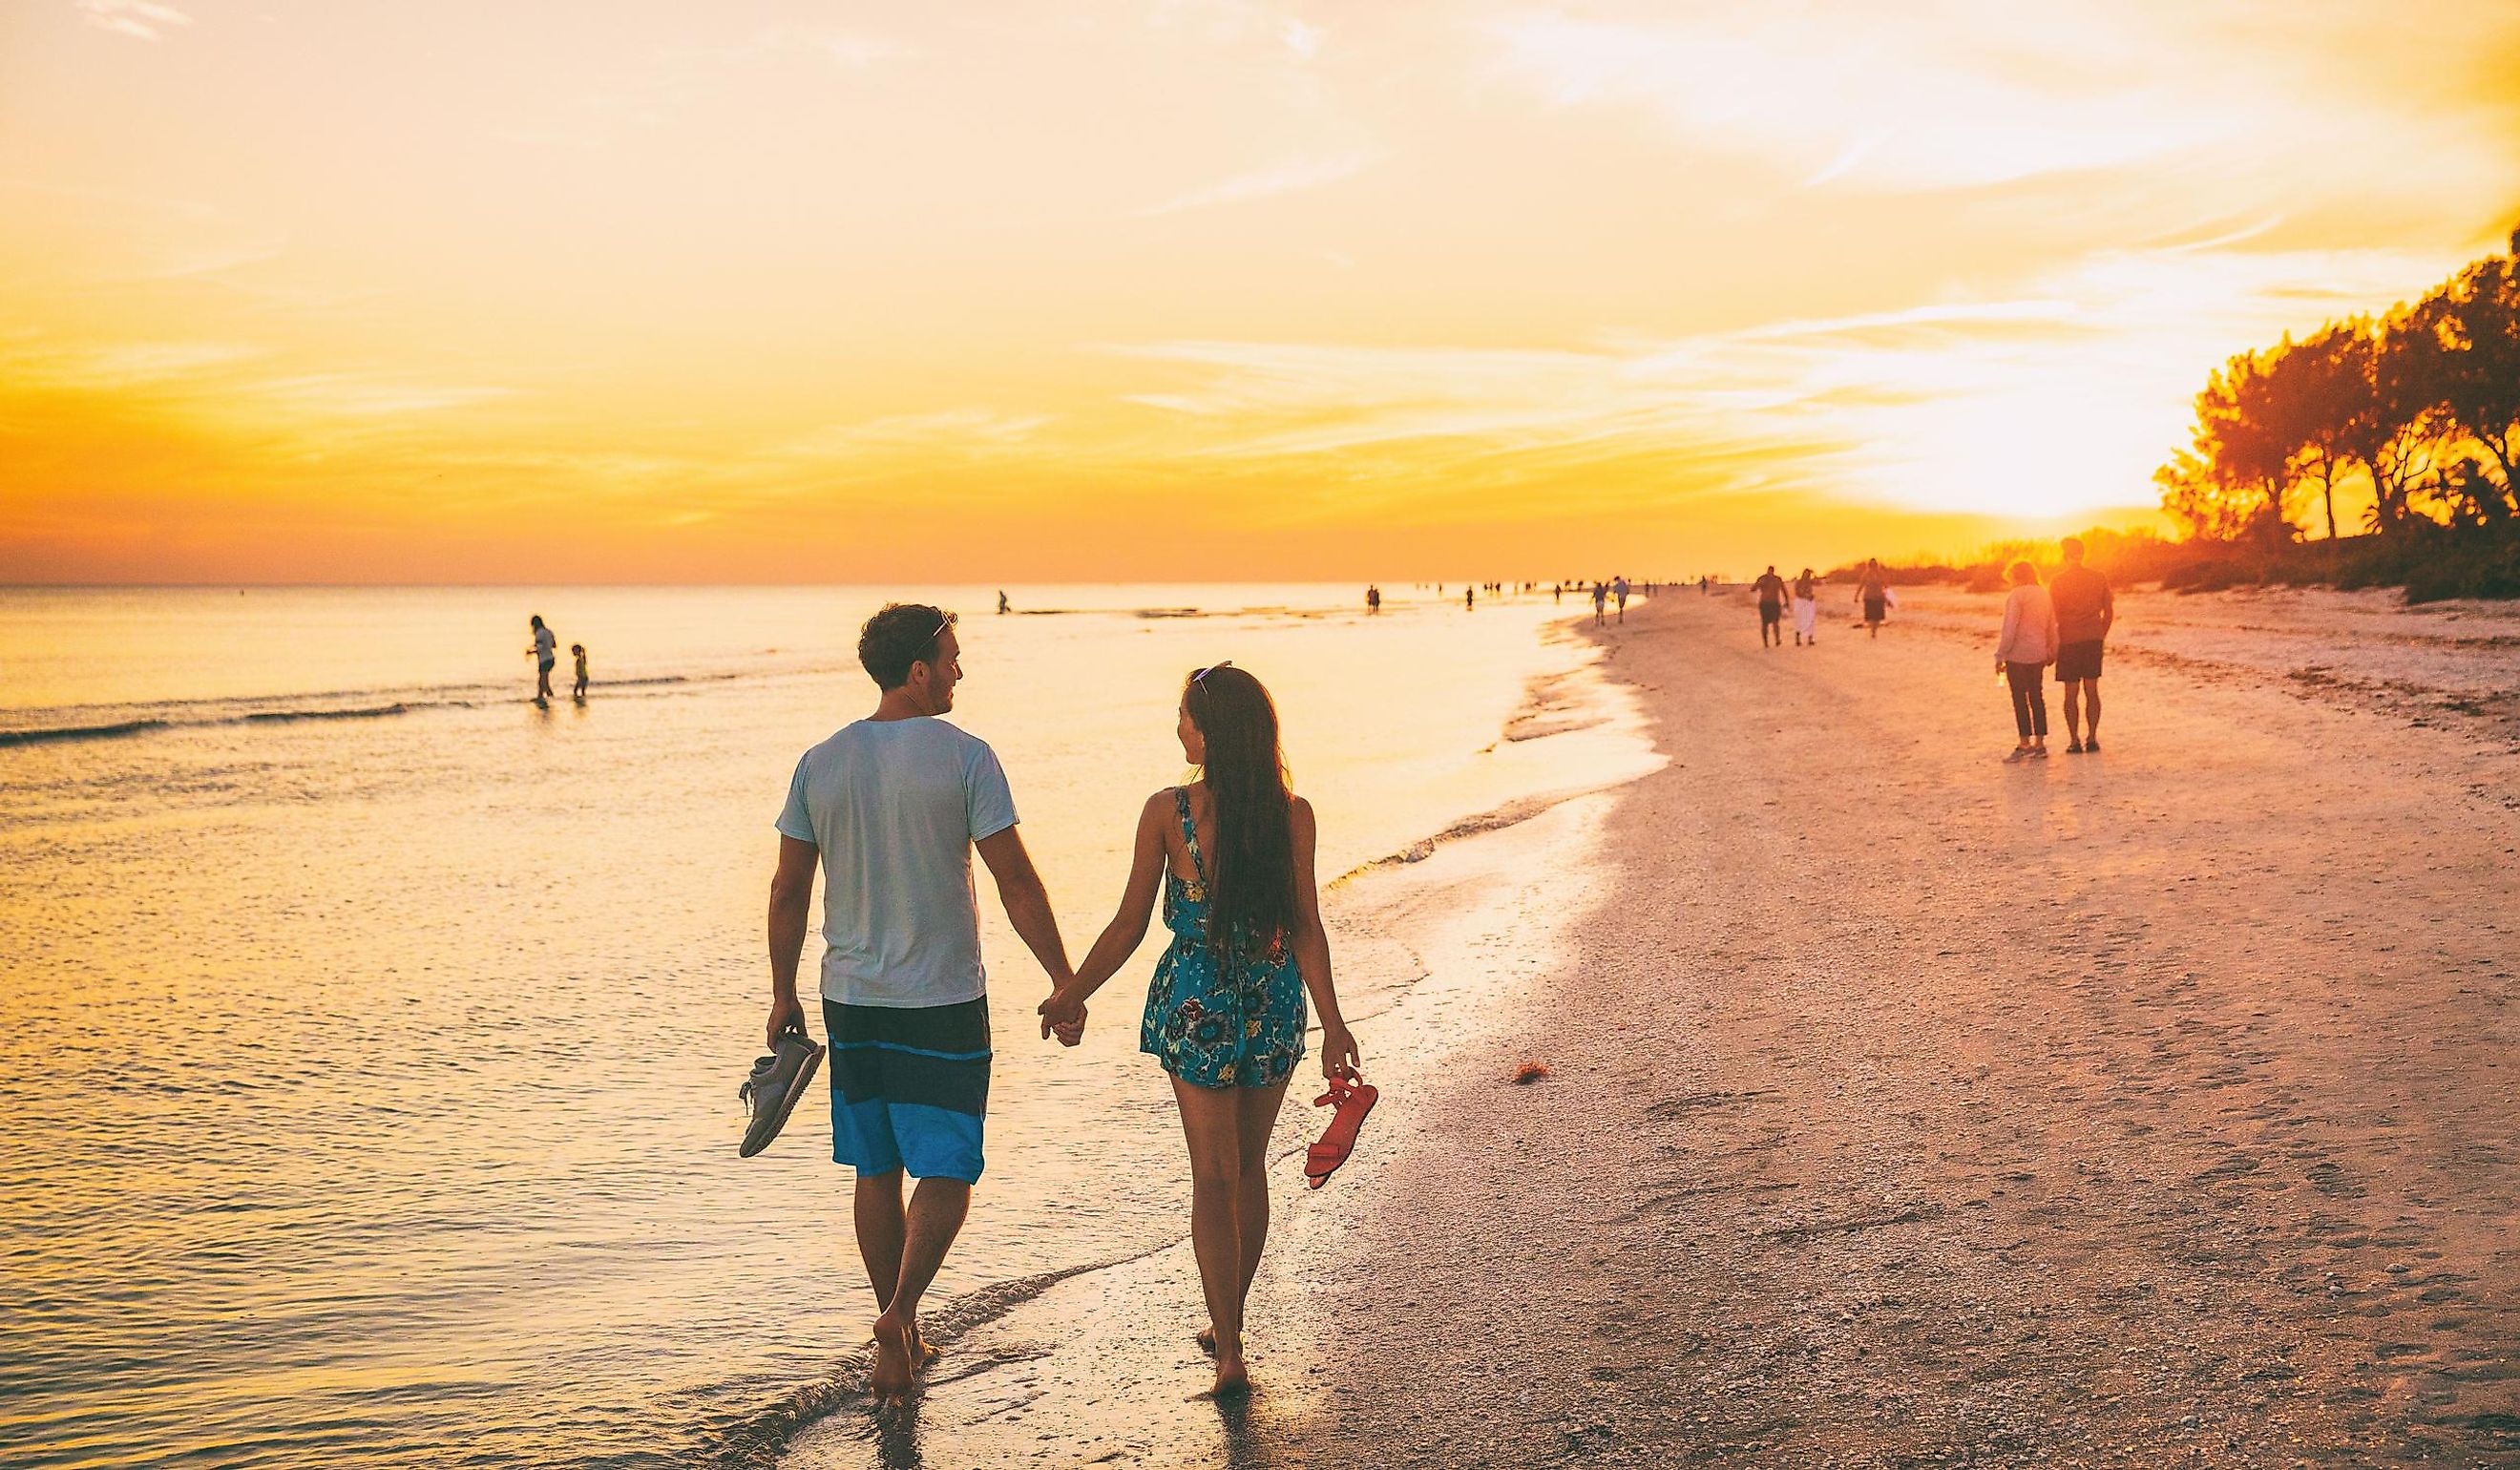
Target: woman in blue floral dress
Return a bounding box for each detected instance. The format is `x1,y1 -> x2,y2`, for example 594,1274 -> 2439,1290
1045,662 -> 1360,1396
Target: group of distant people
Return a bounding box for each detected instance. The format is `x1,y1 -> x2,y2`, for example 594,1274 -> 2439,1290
1730,542 -> 2114,764
1746,560 -> 1896,647
524,615 -> 589,705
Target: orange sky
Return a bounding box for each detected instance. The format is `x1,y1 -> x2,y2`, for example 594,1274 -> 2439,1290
4,1 -> 2518,582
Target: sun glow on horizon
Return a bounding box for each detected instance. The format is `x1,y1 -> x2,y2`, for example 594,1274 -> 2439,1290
3,1 -> 2517,580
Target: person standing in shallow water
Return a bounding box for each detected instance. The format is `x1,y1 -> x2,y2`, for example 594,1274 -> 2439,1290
766,603 -> 1079,1406
1041,662 -> 1360,1398
527,615 -> 556,704
2048,537 -> 2115,752
570,643 -> 589,702
1994,561 -> 2060,763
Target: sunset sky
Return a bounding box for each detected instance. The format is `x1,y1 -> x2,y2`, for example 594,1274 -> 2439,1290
4,0 -> 2518,582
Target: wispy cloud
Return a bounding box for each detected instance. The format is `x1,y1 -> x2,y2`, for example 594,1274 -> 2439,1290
6,340 -> 268,387
1107,238 -> 2479,516
780,410 -> 1054,458
75,0 -> 192,42
242,374 -> 512,417
1484,6 -> 2209,192
1135,150 -> 1378,217
1482,1 -> 2517,209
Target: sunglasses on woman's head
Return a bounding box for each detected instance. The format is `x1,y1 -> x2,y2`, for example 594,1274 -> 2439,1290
1191,661 -> 1232,682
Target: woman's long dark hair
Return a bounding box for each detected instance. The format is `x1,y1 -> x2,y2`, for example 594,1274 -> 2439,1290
1184,664 -> 1295,956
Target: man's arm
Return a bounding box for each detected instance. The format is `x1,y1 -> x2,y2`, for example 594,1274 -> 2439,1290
975,825 -> 1074,995
766,834 -> 817,1046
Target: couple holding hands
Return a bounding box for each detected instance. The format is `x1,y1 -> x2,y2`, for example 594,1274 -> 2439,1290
753,603 -> 1362,1403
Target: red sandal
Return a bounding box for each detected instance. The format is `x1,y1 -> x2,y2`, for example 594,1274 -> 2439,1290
1305,1073 -> 1378,1189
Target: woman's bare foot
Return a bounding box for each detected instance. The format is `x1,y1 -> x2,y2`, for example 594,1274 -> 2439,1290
1206,1329 -> 1249,1396
1195,1325 -> 1216,1356
870,1311 -> 917,1404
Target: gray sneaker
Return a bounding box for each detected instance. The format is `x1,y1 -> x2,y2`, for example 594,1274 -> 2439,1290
739,1028 -> 824,1158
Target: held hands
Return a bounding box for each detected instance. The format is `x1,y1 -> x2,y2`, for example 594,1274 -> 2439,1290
1319,1021 -> 1361,1082
1038,984 -> 1087,1047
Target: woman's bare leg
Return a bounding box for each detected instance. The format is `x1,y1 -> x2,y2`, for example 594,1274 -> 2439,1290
1232,1078 -> 1292,1315
1173,1076 -> 1253,1394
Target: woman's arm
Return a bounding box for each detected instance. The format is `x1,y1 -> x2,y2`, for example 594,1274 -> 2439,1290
1049,791 -> 1170,1011
1995,588 -> 2021,667
1289,796 -> 1359,1079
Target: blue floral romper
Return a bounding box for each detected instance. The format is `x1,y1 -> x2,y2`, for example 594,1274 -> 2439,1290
1140,788 -> 1308,1089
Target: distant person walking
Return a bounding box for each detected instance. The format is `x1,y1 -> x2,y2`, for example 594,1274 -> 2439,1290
1791,568 -> 1819,646
1752,565 -> 1788,647
1613,576 -> 1630,622
1994,562 -> 2061,763
570,643 -> 589,701
1465,585 -> 1475,612
1043,662 -> 1360,1398
1365,585 -> 1381,615
762,604 -> 1079,1405
1591,581 -> 1608,626
2048,537 -> 2115,752
998,590 -> 1010,615
1857,560 -> 1891,639
527,616 -> 556,704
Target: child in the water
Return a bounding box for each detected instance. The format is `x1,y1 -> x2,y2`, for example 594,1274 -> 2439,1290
571,643 -> 589,700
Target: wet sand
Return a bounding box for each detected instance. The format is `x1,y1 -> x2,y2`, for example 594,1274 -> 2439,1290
775,586 -> 2520,1469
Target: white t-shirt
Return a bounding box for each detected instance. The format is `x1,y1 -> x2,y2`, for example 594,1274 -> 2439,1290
775,717 -> 1018,1008
533,626 -> 556,664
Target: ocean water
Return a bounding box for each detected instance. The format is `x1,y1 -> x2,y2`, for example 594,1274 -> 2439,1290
0,583 -> 1647,1469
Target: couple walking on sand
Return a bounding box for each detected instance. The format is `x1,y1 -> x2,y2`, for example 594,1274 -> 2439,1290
755,603 -> 1361,1405
1991,537 -> 2116,762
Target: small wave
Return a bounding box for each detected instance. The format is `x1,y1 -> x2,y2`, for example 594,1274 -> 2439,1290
0,719 -> 172,747
242,703 -> 410,724
697,1246 -> 1172,1467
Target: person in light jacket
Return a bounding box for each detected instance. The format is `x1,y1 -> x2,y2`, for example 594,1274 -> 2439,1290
1994,560 -> 2060,764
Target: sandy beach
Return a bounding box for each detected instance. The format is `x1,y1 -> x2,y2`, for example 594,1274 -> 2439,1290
774,583 -> 2520,1469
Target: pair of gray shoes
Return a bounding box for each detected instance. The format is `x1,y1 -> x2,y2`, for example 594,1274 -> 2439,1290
739,1027 -> 825,1158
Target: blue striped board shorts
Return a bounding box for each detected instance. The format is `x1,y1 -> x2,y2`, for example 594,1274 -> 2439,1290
822,996 -> 991,1185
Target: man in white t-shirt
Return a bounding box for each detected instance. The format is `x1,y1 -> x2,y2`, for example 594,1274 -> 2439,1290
765,602 -> 1078,1405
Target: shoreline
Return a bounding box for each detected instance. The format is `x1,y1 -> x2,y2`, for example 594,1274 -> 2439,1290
1292,590 -> 2520,1467
766,585 -> 2519,1467
752,609 -> 1656,1468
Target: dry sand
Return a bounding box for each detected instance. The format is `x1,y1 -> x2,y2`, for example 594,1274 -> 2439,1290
1287,585 -> 2520,1468
774,584 -> 2520,1469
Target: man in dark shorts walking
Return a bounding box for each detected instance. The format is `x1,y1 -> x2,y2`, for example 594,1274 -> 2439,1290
2049,537 -> 2115,752
1752,565 -> 1788,647
1857,559 -> 1890,638
765,603 -> 1079,1404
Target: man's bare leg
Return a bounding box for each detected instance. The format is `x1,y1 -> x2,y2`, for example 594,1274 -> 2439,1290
2081,681 -> 2101,745
870,1177 -> 970,1403
2063,682 -> 2085,746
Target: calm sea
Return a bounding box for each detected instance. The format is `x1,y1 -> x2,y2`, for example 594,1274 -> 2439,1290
0,583 -> 1644,1468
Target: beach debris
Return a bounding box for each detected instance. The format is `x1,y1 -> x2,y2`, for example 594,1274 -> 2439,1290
1512,1060 -> 1550,1084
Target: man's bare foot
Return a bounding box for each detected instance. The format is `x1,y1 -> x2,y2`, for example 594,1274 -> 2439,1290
870,1312 -> 917,1404
1195,1325 -> 1216,1356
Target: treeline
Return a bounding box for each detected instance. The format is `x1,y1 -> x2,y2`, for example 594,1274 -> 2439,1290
2150,225 -> 2520,600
